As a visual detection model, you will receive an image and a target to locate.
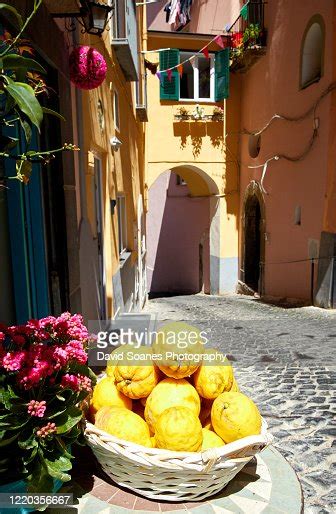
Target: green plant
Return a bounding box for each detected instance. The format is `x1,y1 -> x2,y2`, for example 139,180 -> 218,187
0,1 -> 78,184
243,23 -> 261,46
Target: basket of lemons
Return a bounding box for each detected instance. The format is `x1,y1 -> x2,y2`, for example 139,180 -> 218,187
84,327 -> 273,502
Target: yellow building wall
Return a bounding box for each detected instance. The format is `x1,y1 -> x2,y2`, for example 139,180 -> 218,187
77,9 -> 146,318
145,35 -> 240,290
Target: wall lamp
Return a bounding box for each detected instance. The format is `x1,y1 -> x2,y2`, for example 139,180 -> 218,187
110,136 -> 122,151
52,1 -> 113,36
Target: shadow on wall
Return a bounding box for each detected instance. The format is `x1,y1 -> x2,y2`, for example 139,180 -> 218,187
147,172 -> 210,296
173,121 -> 224,158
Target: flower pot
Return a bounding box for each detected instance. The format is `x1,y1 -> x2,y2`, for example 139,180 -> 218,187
0,478 -> 62,514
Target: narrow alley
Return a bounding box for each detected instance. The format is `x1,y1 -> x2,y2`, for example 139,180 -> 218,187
145,293 -> 336,512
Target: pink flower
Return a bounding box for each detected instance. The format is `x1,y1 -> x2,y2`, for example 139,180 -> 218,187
27,400 -> 46,417
36,422 -> 56,438
53,346 -> 69,366
1,351 -> 26,371
61,373 -> 79,390
61,373 -> 92,392
0,332 -> 5,343
65,340 -> 87,364
39,316 -> 56,330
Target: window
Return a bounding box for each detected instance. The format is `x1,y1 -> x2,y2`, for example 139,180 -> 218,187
117,195 -> 127,255
300,16 -> 324,89
110,0 -> 125,39
113,90 -> 120,131
180,52 -> 215,102
159,49 -> 229,102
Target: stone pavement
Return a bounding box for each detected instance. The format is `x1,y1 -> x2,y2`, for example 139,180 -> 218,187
144,293 -> 336,514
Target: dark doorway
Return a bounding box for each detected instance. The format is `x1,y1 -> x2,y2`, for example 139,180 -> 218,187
244,195 -> 261,291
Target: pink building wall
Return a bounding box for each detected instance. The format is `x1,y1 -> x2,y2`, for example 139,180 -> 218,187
147,0 -> 243,34
147,172 -> 210,294
239,0 -> 334,300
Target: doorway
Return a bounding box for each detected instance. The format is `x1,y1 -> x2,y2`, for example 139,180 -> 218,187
244,195 -> 262,291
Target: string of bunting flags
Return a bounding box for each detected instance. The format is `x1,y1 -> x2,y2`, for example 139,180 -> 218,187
144,1 -> 250,82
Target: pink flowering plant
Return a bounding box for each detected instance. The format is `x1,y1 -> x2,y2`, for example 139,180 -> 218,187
0,313 -> 96,493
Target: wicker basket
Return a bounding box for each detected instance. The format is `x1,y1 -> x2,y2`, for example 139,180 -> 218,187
84,418 -> 273,502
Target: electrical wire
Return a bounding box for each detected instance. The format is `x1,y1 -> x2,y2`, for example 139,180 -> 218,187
243,82 -> 336,137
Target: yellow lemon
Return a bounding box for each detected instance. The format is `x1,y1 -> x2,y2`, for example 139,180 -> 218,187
229,376 -> 240,392
155,407 -> 202,452
105,364 -> 116,379
90,376 -> 132,418
193,349 -> 233,399
150,435 -> 156,448
201,428 -> 225,450
211,392 -> 262,443
95,406 -> 152,447
115,356 -> 160,399
152,322 -> 204,379
145,378 -> 200,433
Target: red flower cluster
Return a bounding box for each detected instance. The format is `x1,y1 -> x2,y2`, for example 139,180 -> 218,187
0,313 -> 91,390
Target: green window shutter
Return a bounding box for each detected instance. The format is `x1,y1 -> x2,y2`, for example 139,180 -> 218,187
159,49 -> 180,101
215,48 -> 230,101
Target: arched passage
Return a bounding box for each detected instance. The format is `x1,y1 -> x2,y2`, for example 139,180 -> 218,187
146,166 -> 219,296
242,181 -> 266,293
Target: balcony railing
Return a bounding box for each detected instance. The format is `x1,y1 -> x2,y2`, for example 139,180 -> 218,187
228,1 -> 267,73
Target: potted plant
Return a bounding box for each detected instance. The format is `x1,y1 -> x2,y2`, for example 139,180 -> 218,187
212,106 -> 224,121
192,104 -> 205,121
176,106 -> 189,121
243,23 -> 261,48
0,313 -> 96,504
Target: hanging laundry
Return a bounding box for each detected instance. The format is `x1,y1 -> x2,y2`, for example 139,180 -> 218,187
163,2 -> 171,23
165,0 -> 193,29
168,0 -> 180,25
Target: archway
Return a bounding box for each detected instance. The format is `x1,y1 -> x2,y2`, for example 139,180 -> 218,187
242,181 -> 266,293
146,166 -> 219,296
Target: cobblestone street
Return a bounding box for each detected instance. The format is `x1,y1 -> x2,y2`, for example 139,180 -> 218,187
145,294 -> 336,513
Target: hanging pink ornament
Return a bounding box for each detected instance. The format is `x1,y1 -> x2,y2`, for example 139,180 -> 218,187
69,46 -> 107,90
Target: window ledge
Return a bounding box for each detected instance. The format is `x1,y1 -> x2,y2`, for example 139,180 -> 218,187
300,76 -> 321,90
119,251 -> 132,269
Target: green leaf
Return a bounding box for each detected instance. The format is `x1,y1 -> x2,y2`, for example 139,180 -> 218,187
55,406 -> 83,435
0,4 -> 23,29
0,134 -> 19,151
42,453 -> 72,482
5,81 -> 43,130
0,431 -> 19,447
19,427 -> 38,450
54,437 -> 73,459
42,107 -> 65,122
2,54 -> 46,74
26,462 -> 54,494
24,445 -> 38,465
47,406 -> 68,420
19,115 -> 32,145
4,93 -> 16,115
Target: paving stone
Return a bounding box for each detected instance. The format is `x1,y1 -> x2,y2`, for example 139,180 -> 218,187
145,293 -> 336,510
